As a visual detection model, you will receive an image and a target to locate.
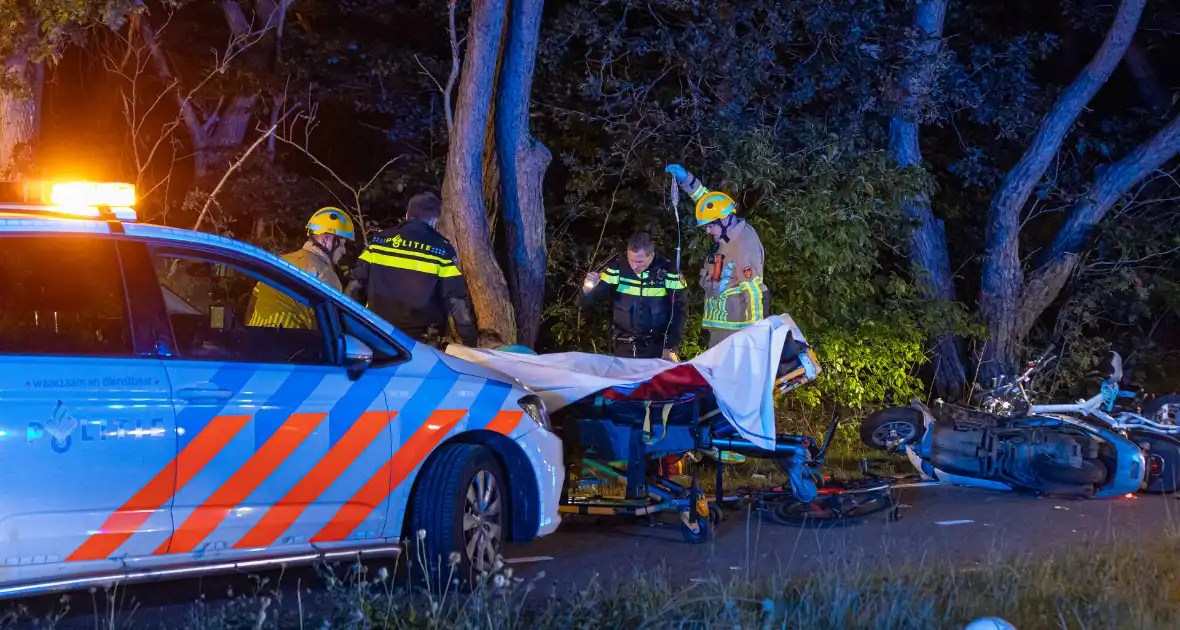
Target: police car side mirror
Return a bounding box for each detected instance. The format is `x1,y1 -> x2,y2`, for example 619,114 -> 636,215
342,334 -> 374,380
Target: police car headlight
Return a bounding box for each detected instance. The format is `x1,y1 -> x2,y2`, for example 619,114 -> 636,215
517,394 -> 552,431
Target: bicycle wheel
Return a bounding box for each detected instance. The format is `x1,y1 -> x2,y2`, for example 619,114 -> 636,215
770,479 -> 896,527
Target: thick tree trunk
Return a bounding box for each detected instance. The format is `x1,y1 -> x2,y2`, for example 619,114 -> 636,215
139,12 -> 259,182
0,54 -> 40,179
888,0 -> 966,399
978,0 -> 1144,380
1017,113 -> 1180,340
495,0 -> 551,349
193,95 -> 257,179
441,0 -> 518,344
1123,39 -> 1167,114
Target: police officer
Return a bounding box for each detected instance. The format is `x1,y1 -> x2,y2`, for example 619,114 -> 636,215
347,192 -> 478,347
666,164 -> 768,348
249,207 -> 353,329
579,232 -> 688,359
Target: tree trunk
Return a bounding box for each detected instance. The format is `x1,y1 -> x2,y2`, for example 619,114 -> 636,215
0,53 -> 40,179
887,0 -> 966,398
495,0 -> 551,349
1017,113 -> 1180,340
1123,39 -> 1167,114
441,0 -> 518,344
193,95 -> 258,179
978,0 -> 1144,380
139,12 -> 259,182
483,117 -> 501,240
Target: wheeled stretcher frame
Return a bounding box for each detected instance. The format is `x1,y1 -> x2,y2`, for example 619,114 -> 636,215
554,342 -> 823,543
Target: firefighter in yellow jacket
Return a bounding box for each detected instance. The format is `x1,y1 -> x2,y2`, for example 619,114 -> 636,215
666,164 -> 768,348
248,207 -> 354,329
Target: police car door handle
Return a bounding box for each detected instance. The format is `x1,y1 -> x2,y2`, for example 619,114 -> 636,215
175,385 -> 235,402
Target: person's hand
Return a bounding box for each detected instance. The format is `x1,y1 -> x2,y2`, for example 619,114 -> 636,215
665,164 -> 688,182
662,349 -> 680,361
583,272 -> 601,293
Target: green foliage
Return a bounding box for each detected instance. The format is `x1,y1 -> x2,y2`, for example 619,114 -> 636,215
0,0 -> 138,93
794,318 -> 927,410
28,0 -> 1180,412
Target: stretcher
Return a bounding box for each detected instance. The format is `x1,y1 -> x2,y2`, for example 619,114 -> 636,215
445,315 -> 826,542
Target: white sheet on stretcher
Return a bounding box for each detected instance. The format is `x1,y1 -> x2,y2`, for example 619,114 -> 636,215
443,314 -> 807,451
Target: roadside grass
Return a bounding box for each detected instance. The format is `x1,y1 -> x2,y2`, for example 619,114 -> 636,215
11,526 -> 1180,630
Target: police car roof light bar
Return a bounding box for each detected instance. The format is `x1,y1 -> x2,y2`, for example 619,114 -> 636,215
48,181 -> 137,222
0,181 -> 139,223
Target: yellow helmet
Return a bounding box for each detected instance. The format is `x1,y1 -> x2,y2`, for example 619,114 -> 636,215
307,207 -> 355,240
695,190 -> 736,226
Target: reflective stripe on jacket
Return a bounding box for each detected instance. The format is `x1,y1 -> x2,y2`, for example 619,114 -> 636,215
699,219 -> 768,330
351,219 -> 474,341
578,254 -> 688,350
248,241 -> 340,330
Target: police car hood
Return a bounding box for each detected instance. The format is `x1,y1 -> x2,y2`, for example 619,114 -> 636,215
434,349 -> 538,394
445,314 -> 808,450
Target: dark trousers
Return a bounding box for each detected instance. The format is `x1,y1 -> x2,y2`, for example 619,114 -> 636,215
612,338 -> 663,359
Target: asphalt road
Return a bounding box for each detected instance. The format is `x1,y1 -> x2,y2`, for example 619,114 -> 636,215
502,484 -> 1180,588
11,485 -> 1180,627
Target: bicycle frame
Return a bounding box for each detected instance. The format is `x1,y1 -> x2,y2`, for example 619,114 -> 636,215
1032,393 -> 1180,435
981,346 -> 1175,438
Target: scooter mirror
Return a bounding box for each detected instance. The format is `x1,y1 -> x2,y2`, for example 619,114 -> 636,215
1110,351 -> 1124,382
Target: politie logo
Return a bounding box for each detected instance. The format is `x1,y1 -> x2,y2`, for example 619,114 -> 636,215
27,401 -> 79,454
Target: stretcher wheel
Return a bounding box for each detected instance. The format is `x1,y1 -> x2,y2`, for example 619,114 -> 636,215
708,502 -> 724,527
681,515 -> 711,543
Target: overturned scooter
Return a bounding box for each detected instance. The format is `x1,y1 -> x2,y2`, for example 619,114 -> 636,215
891,400 -> 1146,498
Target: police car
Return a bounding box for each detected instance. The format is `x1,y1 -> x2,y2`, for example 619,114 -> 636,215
0,182 -> 562,597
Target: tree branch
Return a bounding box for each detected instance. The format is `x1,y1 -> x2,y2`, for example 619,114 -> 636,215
1016,112 -> 1180,340
444,0 -> 461,134
273,110 -> 400,245
192,105 -> 297,233
978,0 -> 1145,372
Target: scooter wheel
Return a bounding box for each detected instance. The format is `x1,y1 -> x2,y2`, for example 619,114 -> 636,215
861,407 -> 924,450
1143,394 -> 1180,426
1131,431 -> 1180,494
681,515 -> 711,543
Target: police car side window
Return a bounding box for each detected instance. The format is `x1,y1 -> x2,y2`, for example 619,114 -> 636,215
0,236 -> 132,357
149,250 -> 331,366
339,310 -> 406,367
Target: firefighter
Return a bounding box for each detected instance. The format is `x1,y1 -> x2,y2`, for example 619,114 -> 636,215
347,192 -> 478,347
666,164 -> 768,348
249,207 -> 353,329
579,231 -> 688,360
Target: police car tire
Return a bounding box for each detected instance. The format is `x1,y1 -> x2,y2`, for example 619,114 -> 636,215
409,442 -> 506,582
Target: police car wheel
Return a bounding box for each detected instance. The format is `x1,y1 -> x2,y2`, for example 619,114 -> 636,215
409,443 -> 507,579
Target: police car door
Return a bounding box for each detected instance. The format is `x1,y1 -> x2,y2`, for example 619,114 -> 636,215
138,243 -> 395,558
0,235 -> 177,573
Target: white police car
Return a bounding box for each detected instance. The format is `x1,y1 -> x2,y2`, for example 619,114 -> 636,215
0,182 -> 562,597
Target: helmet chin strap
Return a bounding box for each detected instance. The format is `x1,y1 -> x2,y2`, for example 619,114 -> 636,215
309,233 -> 336,261
717,215 -> 736,243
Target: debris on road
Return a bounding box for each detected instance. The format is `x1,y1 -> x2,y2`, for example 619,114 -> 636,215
935,519 -> 975,526
503,556 -> 554,565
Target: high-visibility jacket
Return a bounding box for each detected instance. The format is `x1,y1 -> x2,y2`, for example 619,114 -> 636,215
578,254 -> 688,351
699,218 -> 768,330
352,219 -> 478,346
249,241 -> 341,329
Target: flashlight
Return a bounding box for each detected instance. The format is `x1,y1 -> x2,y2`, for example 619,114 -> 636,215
583,272 -> 600,293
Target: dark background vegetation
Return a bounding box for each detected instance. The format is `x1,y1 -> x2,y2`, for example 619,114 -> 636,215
5,0 -> 1179,411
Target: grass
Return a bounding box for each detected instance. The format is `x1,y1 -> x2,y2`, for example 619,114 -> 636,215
10,526 -> 1180,630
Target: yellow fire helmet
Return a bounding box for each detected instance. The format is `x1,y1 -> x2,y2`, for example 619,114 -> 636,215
693,189 -> 736,226
306,207 -> 356,240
